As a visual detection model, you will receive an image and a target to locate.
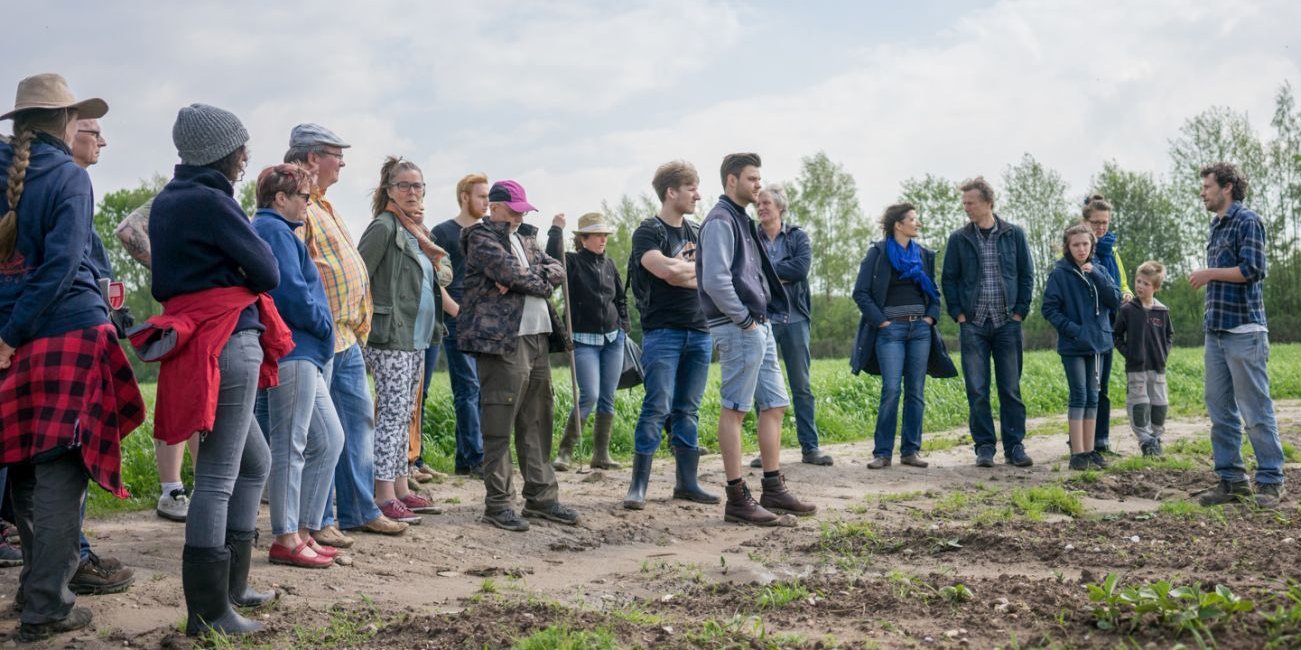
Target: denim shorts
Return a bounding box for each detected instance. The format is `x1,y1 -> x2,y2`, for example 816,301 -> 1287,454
710,321 -> 789,413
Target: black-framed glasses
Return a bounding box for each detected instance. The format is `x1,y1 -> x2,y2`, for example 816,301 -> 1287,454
77,129 -> 104,140
317,151 -> 344,160
390,181 -> 426,193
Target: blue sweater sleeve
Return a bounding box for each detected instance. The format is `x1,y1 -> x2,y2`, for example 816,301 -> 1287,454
258,222 -> 331,342
772,228 -> 811,282
0,185 -> 95,347
1040,272 -> 1080,340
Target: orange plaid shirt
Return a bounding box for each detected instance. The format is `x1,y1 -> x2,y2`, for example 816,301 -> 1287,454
299,191 -> 371,352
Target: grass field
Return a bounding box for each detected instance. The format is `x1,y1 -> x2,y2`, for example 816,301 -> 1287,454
88,343 -> 1301,516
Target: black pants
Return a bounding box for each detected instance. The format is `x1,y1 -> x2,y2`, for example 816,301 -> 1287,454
9,451 -> 88,624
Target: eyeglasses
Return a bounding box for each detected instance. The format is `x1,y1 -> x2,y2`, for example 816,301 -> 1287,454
390,182 -> 426,193
317,151 -> 344,161
77,129 -> 104,140
1088,220 -> 1110,227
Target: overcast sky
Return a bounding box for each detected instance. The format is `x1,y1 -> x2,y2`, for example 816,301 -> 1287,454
6,1 -> 1299,238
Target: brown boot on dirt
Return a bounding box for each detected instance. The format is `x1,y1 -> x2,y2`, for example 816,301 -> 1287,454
590,413 -> 621,470
724,481 -> 781,526
759,474 -> 817,516
552,413 -> 581,471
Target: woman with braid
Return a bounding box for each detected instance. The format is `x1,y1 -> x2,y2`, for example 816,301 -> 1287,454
0,74 -> 145,643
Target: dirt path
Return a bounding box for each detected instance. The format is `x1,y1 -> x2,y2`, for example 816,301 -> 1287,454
3,402 -> 1299,648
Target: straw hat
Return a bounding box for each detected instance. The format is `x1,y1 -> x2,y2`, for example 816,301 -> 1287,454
574,212 -> 614,235
1,73 -> 107,121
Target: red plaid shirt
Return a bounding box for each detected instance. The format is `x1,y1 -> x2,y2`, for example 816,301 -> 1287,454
0,323 -> 146,497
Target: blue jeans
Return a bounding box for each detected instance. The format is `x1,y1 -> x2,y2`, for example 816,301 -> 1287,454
1205,331 -> 1284,485
632,328 -> 712,454
1061,354 -> 1100,421
873,320 -> 930,458
1094,349 -> 1114,450
266,360 -> 345,535
321,343 -> 382,530
442,317 -> 483,472
572,331 -> 624,420
772,320 -> 820,452
959,319 -> 1027,454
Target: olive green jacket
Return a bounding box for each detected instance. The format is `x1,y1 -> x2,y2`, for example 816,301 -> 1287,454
357,211 -> 452,351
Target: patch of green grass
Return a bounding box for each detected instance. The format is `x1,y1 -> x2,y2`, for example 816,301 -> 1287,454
1009,485 -> 1085,520
921,434 -> 971,453
511,624 -> 620,650
609,604 -> 662,626
1158,499 -> 1228,524
756,581 -> 811,609
479,578 -> 498,594
818,520 -> 880,555
1106,455 -> 1197,472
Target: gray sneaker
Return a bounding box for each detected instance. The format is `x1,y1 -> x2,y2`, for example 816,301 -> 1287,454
156,487 -> 190,522
0,540 -> 21,568
483,509 -> 529,532
1198,479 -> 1253,506
1255,483 -> 1285,509
522,502 -> 580,526
801,449 -> 834,466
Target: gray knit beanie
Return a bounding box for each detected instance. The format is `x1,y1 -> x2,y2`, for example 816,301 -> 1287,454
172,103 -> 249,166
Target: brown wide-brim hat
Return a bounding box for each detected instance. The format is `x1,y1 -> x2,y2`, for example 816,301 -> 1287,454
1,73 -> 108,121
574,211 -> 615,235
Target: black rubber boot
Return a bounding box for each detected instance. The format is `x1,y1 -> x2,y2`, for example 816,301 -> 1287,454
226,530 -> 276,609
622,453 -> 653,510
183,545 -> 263,637
671,446 -> 720,504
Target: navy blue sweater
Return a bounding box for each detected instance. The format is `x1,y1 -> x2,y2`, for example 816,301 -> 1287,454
252,208 -> 334,369
150,165 -> 279,332
0,135 -> 108,346
1041,257 -> 1121,356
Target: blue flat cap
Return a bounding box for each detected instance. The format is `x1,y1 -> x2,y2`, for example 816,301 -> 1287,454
289,123 -> 349,149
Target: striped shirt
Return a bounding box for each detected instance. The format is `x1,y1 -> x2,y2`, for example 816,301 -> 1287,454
299,191 -> 372,352
1204,201 -> 1268,332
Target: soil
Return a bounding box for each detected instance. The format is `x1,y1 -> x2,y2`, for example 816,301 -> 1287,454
2,402 -> 1299,649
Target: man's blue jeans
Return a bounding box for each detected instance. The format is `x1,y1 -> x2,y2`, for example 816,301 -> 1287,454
958,319 -> 1027,455
771,320 -> 820,453
1205,331 -> 1284,485
632,328 -> 712,454
873,320 -> 930,458
442,317 -> 483,472
321,343 -> 382,530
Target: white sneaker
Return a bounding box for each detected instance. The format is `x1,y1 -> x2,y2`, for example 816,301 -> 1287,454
156,488 -> 189,522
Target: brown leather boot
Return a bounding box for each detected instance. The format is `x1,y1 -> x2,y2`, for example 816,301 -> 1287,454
590,413 -> 621,470
724,481 -> 780,526
759,474 -> 817,516
552,413 -> 581,471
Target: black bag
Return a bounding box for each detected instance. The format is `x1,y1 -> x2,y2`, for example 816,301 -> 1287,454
618,334 -> 644,389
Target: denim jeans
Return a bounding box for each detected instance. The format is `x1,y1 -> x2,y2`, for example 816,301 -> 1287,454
632,328 -> 712,454
321,343 -> 383,530
1061,353 -> 1100,421
9,452 -> 86,624
772,320 -> 820,452
266,360 -> 345,536
572,330 -> 624,421
187,331 -> 271,548
1205,331 -> 1284,485
958,319 -> 1027,454
712,322 -> 788,413
873,320 -> 930,458
1094,348 -> 1114,450
442,317 -> 484,472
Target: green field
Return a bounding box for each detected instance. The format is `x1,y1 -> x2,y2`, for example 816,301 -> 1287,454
89,344 -> 1301,516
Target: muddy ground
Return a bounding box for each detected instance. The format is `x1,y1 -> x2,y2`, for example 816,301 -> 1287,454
2,402 -> 1299,649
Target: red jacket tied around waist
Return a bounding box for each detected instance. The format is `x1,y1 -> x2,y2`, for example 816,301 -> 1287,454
130,287 -> 293,444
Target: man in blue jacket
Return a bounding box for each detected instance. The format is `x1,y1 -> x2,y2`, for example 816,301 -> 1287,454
940,177 -> 1034,468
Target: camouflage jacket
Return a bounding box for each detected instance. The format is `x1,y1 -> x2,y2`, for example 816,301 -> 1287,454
457,220 -> 569,356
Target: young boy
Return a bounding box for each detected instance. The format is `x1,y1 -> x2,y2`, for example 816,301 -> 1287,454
1113,261 -> 1174,457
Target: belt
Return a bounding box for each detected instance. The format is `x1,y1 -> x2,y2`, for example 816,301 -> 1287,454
894,314 -> 926,322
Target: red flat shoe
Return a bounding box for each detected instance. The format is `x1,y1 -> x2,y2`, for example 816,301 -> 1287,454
269,541 -> 332,569
306,538 -> 338,558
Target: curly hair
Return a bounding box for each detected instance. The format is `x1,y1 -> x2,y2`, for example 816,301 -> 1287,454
1200,162 -> 1248,202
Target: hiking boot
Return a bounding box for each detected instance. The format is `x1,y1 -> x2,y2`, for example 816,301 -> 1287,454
17,606 -> 92,643
867,456 -> 891,470
623,453 -> 653,510
1255,483 -> 1285,509
378,499 -> 422,525
455,464 -> 484,479
69,551 -> 134,595
759,474 -> 816,516
802,449 -> 833,466
1198,479 -> 1252,506
901,454 -> 928,468
671,446 -> 719,504
483,509 -> 529,532
1152,438 -> 1164,456
156,487 -> 190,522
1006,445 -> 1034,467
553,414 -> 581,471
1068,453 -> 1091,471
0,540 -> 21,568
749,456 -> 763,468
400,492 -> 443,515
311,525 -> 354,549
590,413 -> 621,470
522,502 -> 580,526
1088,450 -> 1108,470
1140,441 -> 1160,458
355,515 -> 407,536
409,464 -> 432,483
975,446 -> 995,467
724,481 -> 781,526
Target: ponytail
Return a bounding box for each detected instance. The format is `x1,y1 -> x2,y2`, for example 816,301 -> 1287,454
1082,193 -> 1111,222
370,156 -> 422,218
1,108 -> 76,261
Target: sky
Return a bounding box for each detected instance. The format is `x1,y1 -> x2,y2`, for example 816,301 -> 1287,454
6,1 -> 1300,239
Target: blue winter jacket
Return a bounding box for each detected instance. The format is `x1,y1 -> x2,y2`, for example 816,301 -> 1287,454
0,135 -> 108,347
1041,257 -> 1121,356
252,208 -> 335,369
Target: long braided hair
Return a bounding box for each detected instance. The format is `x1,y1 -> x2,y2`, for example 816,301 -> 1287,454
1,108 -> 76,261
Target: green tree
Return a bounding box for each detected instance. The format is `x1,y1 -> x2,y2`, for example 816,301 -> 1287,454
898,173 -> 966,262
1000,154 -> 1072,301
94,176 -> 166,380
1089,161 -> 1189,277
597,193 -> 659,339
786,151 -> 870,300
237,181 -> 256,216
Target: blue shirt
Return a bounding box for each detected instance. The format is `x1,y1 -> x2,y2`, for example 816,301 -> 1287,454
1204,202 -> 1268,332
403,229 -> 437,350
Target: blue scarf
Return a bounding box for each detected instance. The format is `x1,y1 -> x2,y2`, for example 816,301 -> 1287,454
1093,231 -> 1120,285
886,238 -> 940,301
